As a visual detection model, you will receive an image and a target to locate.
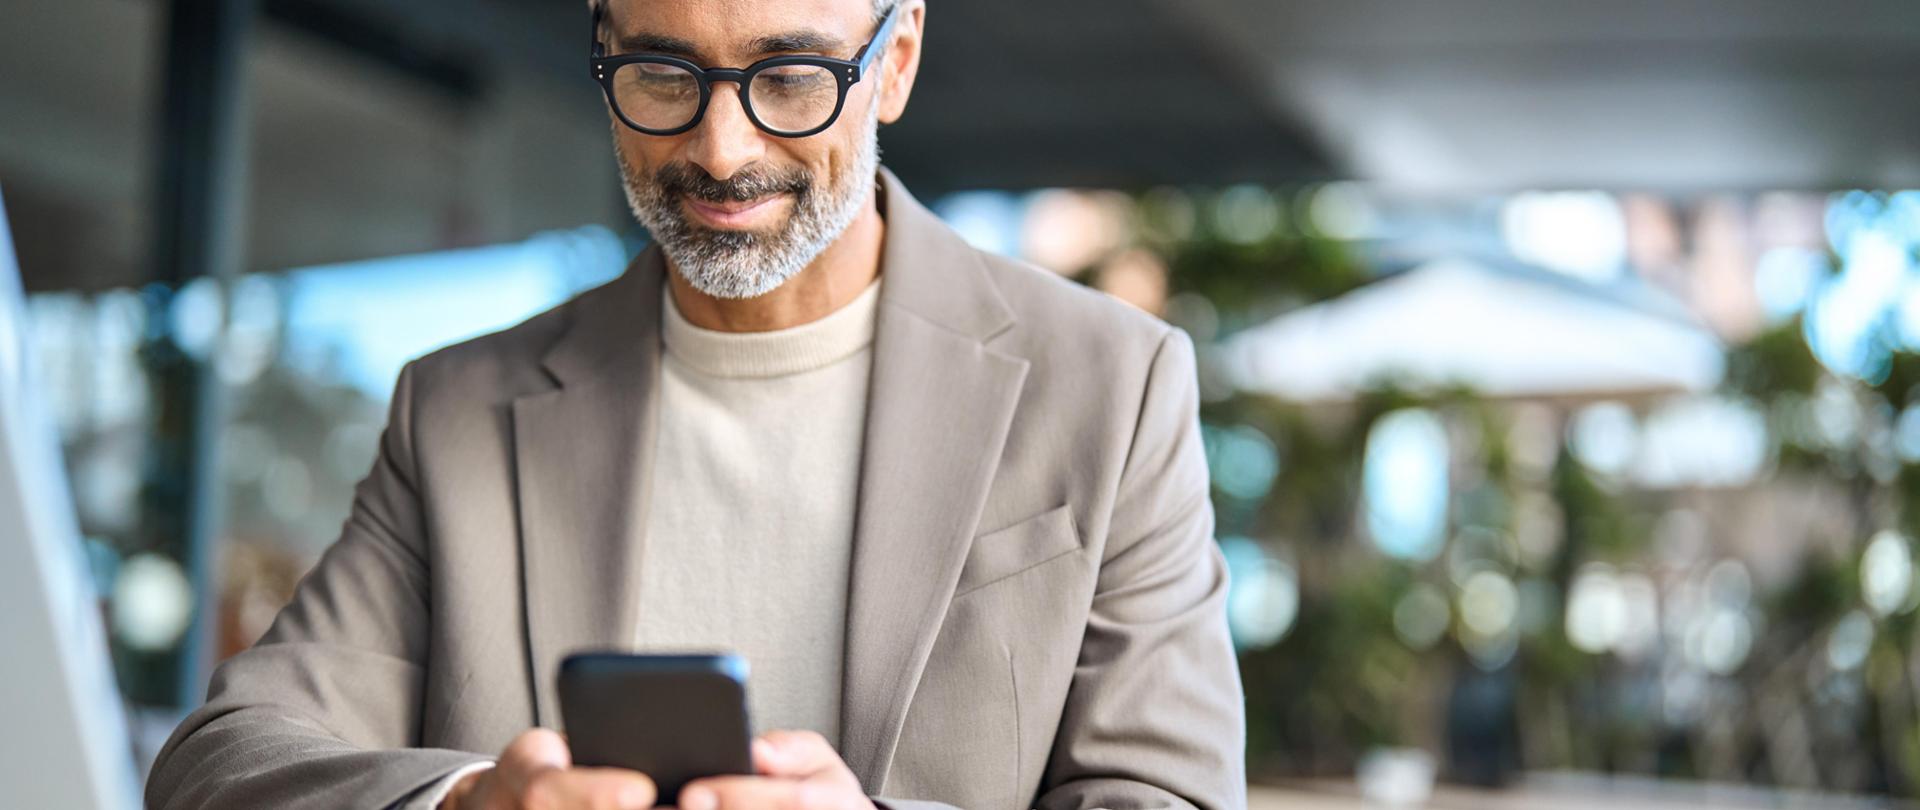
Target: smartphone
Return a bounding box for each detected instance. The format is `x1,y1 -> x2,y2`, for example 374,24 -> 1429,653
557,652 -> 754,806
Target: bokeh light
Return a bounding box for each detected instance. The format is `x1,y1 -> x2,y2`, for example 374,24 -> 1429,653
1566,564 -> 1626,654
1204,423 -> 1281,502
1220,536 -> 1299,650
1569,401 -> 1637,479
1861,530 -> 1915,617
1364,408 -> 1450,562
1394,583 -> 1452,650
1752,246 -> 1827,323
1501,191 -> 1628,284
111,554 -> 194,653
1826,611 -> 1875,672
1459,569 -> 1518,638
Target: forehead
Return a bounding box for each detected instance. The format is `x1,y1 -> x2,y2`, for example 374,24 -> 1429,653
605,0 -> 873,61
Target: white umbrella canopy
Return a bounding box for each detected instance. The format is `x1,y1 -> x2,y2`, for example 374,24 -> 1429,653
1216,258 -> 1726,403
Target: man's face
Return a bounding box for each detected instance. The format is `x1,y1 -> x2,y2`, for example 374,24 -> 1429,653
605,0 -> 905,299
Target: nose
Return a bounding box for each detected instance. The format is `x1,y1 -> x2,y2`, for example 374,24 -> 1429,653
682,82 -> 767,182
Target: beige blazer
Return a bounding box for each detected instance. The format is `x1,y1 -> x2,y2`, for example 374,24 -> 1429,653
147,168 -> 1245,810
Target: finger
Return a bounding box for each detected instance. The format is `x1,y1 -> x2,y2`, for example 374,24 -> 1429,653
682,775 -> 803,810
522,766 -> 656,810
574,767 -> 658,810
751,738 -> 780,776
498,728 -> 571,791
753,730 -> 842,778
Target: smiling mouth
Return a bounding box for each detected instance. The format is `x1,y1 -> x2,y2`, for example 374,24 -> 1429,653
682,193 -> 789,229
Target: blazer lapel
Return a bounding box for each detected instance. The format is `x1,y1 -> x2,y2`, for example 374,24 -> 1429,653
840,169 -> 1030,791
514,249 -> 667,727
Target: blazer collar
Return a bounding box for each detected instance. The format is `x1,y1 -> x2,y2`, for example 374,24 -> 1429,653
869,165 -> 1017,345
537,246 -> 663,390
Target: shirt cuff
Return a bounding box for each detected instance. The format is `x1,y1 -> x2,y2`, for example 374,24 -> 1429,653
407,760 -> 496,810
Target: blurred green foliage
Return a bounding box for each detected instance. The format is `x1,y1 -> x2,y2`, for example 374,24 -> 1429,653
1134,185 -> 1920,796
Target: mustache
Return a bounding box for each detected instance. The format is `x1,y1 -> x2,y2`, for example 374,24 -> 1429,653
652,162 -> 811,204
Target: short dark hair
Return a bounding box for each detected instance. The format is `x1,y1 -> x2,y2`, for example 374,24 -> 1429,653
589,1 -> 899,25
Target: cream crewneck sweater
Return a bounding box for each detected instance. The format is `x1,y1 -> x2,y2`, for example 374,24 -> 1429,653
633,277 -> 882,745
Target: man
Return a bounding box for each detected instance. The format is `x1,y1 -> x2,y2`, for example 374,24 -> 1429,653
145,0 -> 1244,807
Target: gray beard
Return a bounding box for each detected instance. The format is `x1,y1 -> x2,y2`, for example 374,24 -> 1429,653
616,100 -> 882,300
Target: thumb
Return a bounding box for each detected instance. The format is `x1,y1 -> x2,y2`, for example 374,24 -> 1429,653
503,727 -> 573,774
754,730 -> 839,777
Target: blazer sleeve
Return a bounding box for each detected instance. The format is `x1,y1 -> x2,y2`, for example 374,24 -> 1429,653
145,361 -> 490,810
1036,327 -> 1248,810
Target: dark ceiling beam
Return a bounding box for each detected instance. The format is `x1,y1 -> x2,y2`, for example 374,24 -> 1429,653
261,0 -> 486,102
881,0 -> 1332,192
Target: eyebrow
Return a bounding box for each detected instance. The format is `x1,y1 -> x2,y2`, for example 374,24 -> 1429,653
615,32 -> 701,58
614,29 -> 847,60
749,31 -> 845,55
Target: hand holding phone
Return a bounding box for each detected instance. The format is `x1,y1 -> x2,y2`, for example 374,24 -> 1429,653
678,730 -> 878,810
439,727 -> 655,810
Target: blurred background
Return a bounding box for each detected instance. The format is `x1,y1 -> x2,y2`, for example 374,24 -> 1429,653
7,0 -> 1920,806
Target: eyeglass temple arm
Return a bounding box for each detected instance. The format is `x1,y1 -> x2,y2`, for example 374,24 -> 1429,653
853,2 -> 904,76
589,1 -> 606,59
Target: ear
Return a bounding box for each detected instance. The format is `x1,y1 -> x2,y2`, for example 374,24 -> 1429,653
876,1 -> 926,125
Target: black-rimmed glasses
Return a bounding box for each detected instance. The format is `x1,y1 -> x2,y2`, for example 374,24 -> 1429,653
589,3 -> 902,138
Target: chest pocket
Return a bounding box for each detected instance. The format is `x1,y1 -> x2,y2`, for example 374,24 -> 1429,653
954,504 -> 1080,597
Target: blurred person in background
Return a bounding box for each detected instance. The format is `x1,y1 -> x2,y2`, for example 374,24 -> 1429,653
143,0 -> 1245,808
